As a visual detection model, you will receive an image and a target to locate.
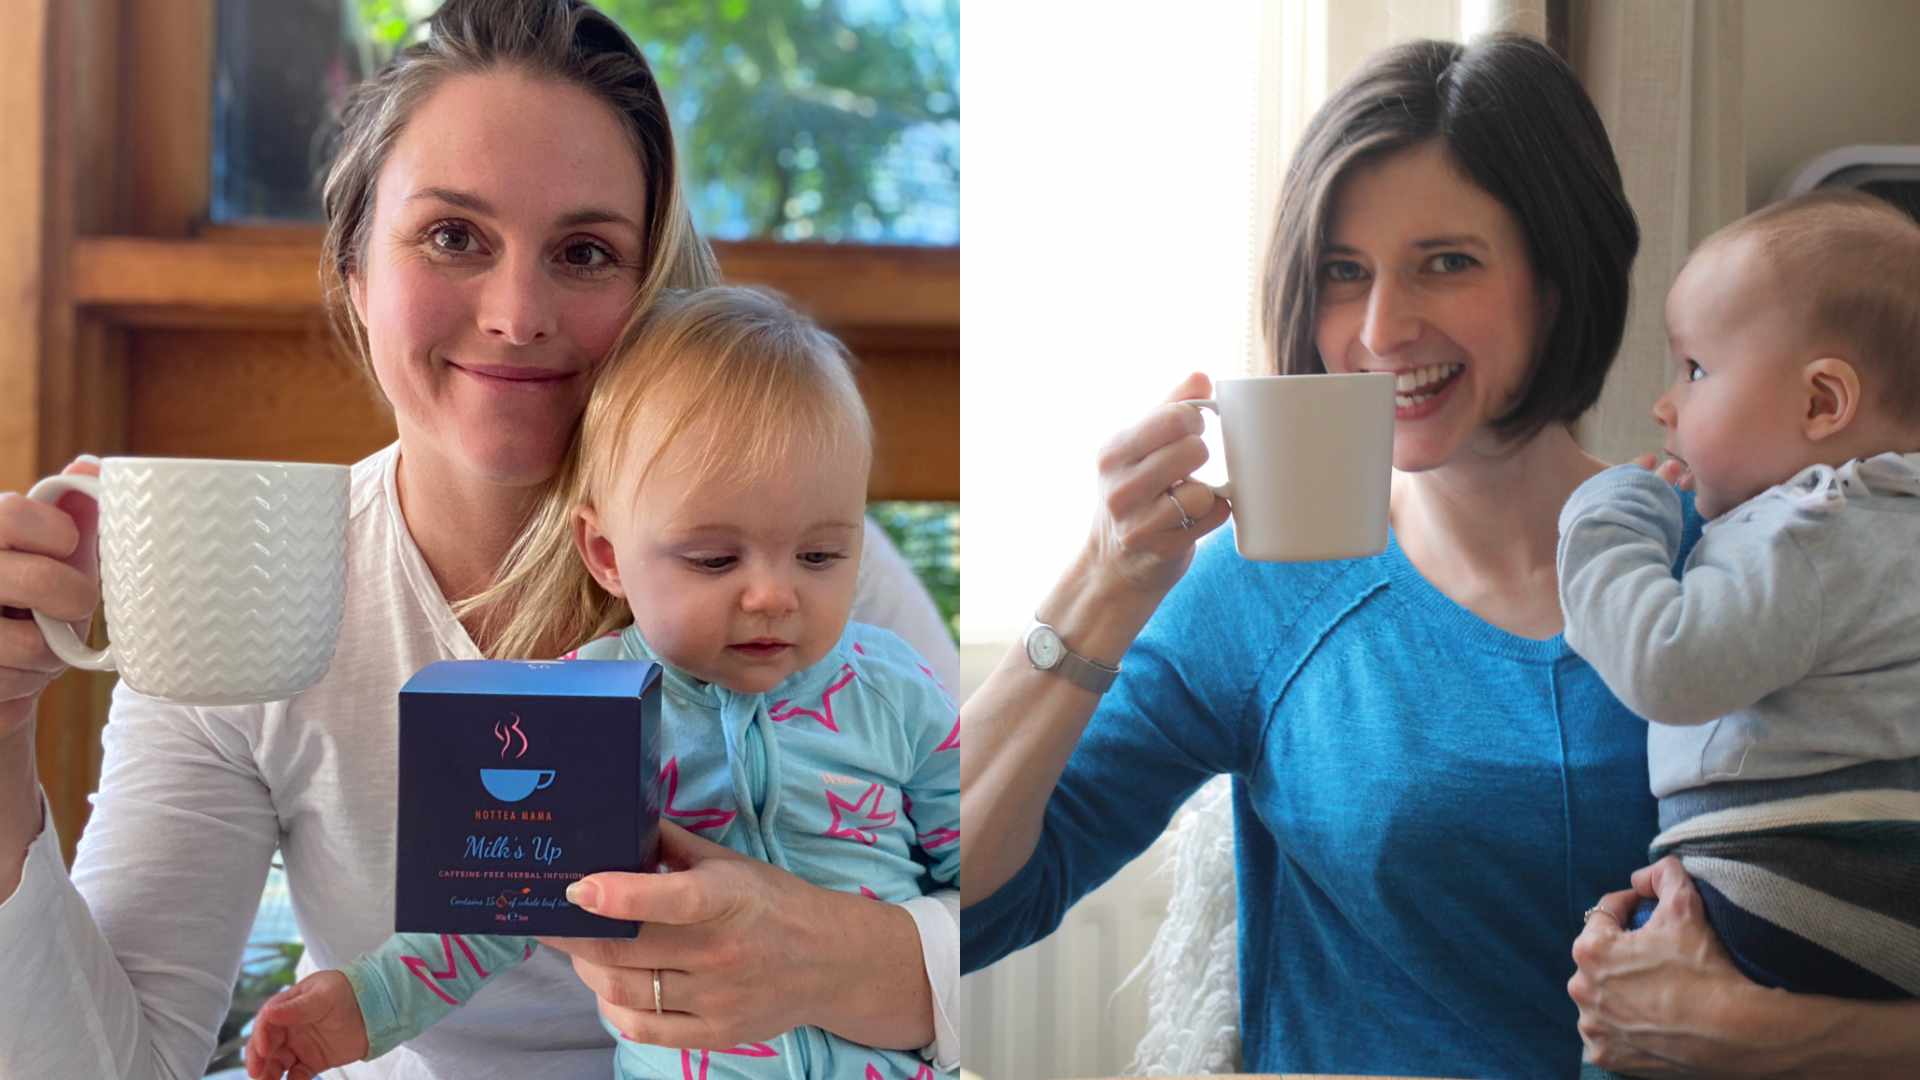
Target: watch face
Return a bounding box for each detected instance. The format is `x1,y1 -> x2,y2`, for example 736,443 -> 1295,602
1026,625 -> 1063,669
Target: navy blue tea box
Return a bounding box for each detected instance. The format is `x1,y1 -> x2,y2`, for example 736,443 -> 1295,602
396,659 -> 662,938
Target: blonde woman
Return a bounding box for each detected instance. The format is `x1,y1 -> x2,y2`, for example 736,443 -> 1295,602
0,4 -> 956,1078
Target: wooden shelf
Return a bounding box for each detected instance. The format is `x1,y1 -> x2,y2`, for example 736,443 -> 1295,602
70,234 -> 959,335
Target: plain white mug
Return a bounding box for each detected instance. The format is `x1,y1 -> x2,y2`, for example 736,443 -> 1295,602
27,457 -> 351,705
1183,373 -> 1395,561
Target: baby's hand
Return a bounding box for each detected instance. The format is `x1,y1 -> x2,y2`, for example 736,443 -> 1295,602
244,969 -> 371,1079
1629,451 -> 1691,490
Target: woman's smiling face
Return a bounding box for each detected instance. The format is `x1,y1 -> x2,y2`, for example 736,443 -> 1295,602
350,68 -> 649,489
1313,140 -> 1556,470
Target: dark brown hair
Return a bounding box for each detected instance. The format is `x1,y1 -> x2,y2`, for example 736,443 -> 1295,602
319,0 -> 719,384
1260,34 -> 1639,443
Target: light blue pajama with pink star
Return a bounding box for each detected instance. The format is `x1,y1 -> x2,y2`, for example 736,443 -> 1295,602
342,623 -> 960,1080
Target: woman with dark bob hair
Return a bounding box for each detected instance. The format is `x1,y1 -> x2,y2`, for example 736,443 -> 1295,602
961,34 -> 1920,1077
0,2 -> 957,1077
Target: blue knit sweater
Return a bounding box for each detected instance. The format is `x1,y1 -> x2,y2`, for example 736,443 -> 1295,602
964,513 -> 1700,1078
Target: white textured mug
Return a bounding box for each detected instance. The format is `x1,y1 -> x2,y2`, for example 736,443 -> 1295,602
1183,373 -> 1395,561
27,457 -> 351,705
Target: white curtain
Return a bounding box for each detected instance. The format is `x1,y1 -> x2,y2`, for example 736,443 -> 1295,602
958,4 -> 1263,656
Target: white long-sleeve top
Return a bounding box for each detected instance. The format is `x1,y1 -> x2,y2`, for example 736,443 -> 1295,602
0,442 -> 960,1080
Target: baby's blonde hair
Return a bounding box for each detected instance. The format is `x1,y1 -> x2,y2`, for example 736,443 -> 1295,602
463,286 -> 872,659
1702,190 -> 1920,418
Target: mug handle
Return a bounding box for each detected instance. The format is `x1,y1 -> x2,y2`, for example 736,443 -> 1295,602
1175,399 -> 1235,503
534,770 -> 557,790
24,474 -> 115,672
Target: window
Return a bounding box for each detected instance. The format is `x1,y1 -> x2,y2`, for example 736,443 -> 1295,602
211,0 -> 959,244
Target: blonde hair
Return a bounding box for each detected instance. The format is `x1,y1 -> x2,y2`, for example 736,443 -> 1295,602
319,0 -> 719,389
464,286 -> 872,659
1701,189 -> 1920,418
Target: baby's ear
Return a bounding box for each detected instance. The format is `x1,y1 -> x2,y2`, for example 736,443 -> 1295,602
573,504 -> 626,598
1801,356 -> 1862,442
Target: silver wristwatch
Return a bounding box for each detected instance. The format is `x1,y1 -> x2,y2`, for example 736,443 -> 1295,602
1024,620 -> 1120,694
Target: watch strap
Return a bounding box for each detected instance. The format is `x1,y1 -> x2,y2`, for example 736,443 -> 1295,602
1054,648 -> 1120,694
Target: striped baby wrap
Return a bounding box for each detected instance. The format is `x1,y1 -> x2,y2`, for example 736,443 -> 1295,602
1651,756 -> 1920,999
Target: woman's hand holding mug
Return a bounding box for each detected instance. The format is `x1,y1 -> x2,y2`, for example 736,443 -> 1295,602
1087,373 -> 1233,599
1088,368 -> 1398,598
19,457 -> 349,707
0,456 -> 103,741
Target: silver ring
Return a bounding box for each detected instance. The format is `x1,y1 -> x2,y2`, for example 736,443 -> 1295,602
1164,484 -> 1196,530
652,968 -> 663,1014
1582,904 -> 1620,926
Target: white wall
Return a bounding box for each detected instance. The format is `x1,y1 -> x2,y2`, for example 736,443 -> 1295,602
1743,0 -> 1920,206
1573,0 -> 1920,465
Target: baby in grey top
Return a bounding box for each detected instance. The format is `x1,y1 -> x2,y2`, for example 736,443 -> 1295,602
1558,190 -> 1920,1008
1561,455 -> 1920,799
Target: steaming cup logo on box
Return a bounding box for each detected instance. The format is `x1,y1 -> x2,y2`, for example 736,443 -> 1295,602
396,659 -> 663,938
482,714 -> 557,801
26,457 -> 349,705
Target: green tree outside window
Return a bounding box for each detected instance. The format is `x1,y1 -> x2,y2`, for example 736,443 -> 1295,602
354,0 -> 958,243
